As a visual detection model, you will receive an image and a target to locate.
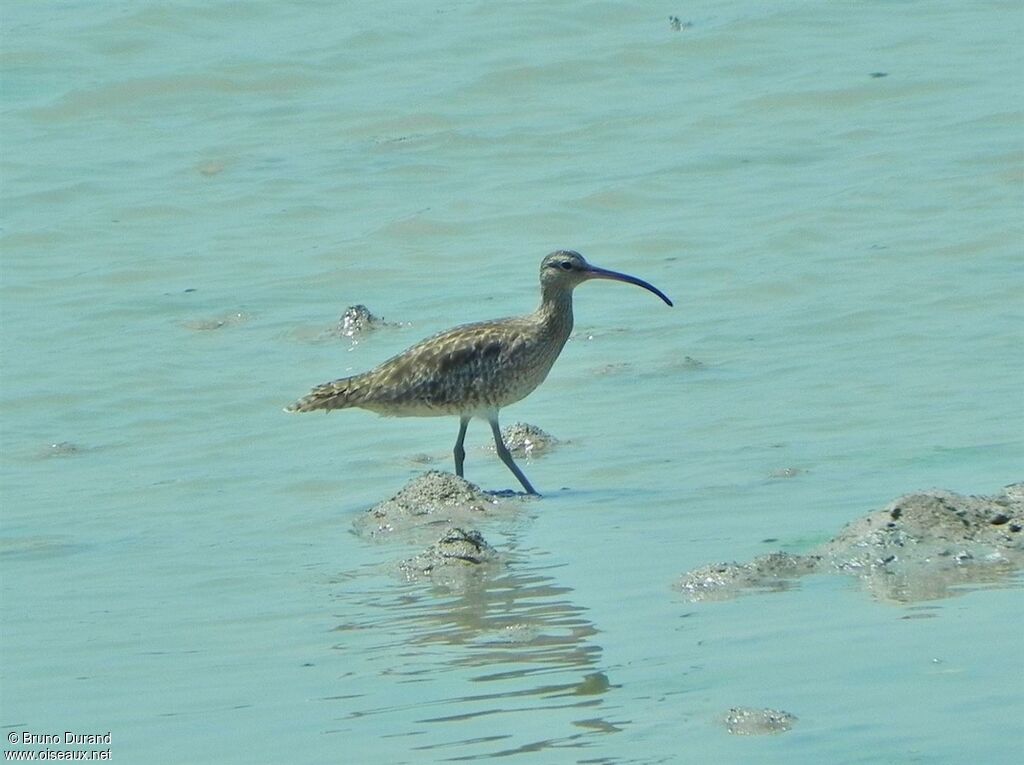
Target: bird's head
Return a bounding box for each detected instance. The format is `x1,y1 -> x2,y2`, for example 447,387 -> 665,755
539,250 -> 673,306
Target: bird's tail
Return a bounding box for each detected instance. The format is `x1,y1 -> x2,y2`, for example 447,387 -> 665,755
285,375 -> 366,413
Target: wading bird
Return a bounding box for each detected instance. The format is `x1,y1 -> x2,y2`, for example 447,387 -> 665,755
287,250 -> 672,494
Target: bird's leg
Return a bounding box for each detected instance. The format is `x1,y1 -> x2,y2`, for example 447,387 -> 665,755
453,416 -> 470,478
489,417 -> 539,496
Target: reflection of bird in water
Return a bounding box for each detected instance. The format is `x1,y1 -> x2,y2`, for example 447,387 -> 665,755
287,250 -> 673,494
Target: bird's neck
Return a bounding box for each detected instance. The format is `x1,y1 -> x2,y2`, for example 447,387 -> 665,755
537,284 -> 575,341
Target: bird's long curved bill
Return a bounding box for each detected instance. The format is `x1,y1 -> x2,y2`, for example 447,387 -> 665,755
586,265 -> 674,307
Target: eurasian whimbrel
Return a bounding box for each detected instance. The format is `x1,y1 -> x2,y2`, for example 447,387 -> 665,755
287,250 -> 672,494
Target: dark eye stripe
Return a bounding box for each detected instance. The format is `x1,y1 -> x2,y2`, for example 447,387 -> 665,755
560,262 -> 573,270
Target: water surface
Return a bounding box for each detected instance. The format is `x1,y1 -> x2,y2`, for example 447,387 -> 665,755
2,1 -> 1022,762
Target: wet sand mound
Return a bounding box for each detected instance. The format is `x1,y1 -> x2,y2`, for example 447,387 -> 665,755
678,484 -> 1023,603
331,304 -> 393,339
398,528 -> 503,586
721,707 -> 798,736
354,471 -> 530,588
678,553 -> 822,603
496,422 -> 560,458
353,470 -> 511,542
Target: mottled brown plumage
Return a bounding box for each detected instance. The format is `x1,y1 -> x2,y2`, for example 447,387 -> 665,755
287,250 -> 672,494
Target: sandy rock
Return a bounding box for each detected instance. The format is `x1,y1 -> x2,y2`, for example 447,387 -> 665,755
352,471 -> 505,542
676,553 -> 820,603
497,422 -> 560,458
397,528 -> 503,587
821,488 -> 1023,560
334,304 -> 385,338
721,707 -> 797,735
816,487 -> 1023,602
677,484 -> 1024,604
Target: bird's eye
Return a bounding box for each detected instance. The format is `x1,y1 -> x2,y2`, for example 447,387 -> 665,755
559,261 -> 573,271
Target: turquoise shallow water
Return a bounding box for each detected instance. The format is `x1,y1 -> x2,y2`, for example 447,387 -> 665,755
2,1 -> 1022,763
